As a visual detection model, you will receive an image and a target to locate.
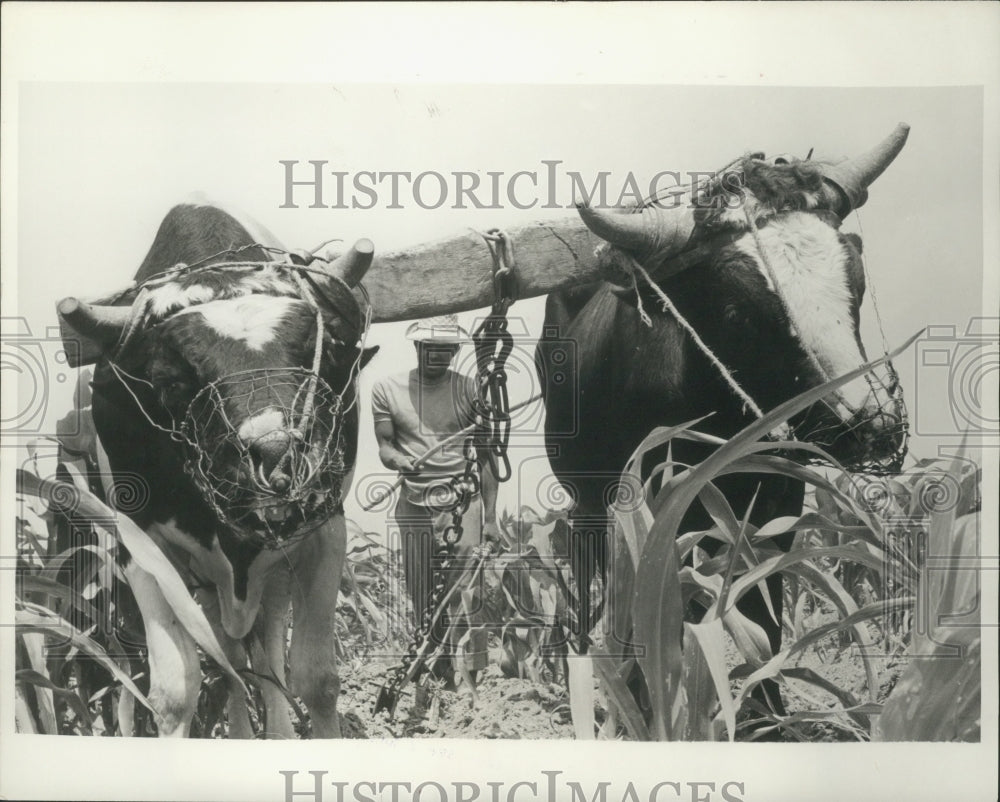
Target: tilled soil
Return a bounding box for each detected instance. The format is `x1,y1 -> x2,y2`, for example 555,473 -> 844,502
338,660 -> 576,739
335,608 -> 900,741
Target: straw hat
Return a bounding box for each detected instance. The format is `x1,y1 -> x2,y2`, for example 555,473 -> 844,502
404,314 -> 471,344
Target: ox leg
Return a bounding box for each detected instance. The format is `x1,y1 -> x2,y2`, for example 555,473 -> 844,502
250,566 -> 296,740
289,515 -> 346,738
222,638 -> 253,739
568,516 -> 608,654
194,588 -> 254,739
125,562 -> 200,737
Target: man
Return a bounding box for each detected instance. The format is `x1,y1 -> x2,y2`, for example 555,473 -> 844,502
371,315 -> 499,688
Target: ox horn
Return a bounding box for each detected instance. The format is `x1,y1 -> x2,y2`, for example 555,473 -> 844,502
819,122 -> 910,216
329,238 -> 374,287
56,298 -> 132,367
575,201 -> 697,263
577,123 -> 912,259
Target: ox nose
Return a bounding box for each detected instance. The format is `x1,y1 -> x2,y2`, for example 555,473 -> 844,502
249,430 -> 294,493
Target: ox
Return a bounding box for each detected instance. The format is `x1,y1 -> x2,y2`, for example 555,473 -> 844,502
535,126 -> 910,723
56,204 -> 378,737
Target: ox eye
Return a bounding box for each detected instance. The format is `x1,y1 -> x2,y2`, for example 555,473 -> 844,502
157,378 -> 191,404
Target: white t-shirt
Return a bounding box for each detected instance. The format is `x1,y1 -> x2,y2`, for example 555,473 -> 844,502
371,369 -> 479,505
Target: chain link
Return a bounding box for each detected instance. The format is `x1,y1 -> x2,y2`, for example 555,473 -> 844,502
374,230 -> 518,717
472,229 -> 517,482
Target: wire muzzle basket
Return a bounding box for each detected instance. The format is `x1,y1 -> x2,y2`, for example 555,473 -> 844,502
180,368 -> 348,547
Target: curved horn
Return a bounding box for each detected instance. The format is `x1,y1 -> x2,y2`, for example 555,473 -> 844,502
56,298 -> 132,367
819,122 -> 910,216
575,201 -> 697,260
329,238 -> 374,287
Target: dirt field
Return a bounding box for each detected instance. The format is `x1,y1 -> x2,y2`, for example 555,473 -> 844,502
334,606 -> 897,741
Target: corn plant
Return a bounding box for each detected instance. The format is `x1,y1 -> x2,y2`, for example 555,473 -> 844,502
875,450 -> 981,741
589,343 -> 982,742
15,438 -> 402,737
487,506 -> 573,684
337,519 -> 412,664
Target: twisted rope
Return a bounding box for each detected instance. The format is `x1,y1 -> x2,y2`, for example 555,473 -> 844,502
622,253 -> 768,422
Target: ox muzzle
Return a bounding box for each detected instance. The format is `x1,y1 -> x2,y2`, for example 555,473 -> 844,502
795,358 -> 909,475
181,367 -> 348,547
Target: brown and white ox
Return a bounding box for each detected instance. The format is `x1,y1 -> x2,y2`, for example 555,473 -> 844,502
57,204 -> 378,737
535,126 -> 911,721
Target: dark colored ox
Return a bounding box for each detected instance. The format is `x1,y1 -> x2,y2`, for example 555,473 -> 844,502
535,131 -> 909,722
56,202 -> 377,737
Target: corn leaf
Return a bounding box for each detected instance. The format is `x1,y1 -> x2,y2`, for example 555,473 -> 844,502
722,606 -> 773,667
732,597 -> 911,710
17,604 -> 158,722
590,646 -> 650,741
18,469 -> 248,697
684,619 -> 736,741
18,634 -> 58,734
15,669 -> 94,733
782,666 -> 872,730
633,498 -> 685,740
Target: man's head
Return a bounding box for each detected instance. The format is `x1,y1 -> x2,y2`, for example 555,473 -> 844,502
405,315 -> 469,380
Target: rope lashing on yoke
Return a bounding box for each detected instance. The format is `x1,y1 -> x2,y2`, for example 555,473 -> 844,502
373,229 -> 520,717
620,252 -> 791,443
102,244 -> 373,546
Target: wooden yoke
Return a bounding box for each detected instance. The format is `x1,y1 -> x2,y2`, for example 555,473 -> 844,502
350,217 -> 606,323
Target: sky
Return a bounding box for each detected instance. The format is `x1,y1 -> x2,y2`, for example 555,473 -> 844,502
11,82 -> 989,530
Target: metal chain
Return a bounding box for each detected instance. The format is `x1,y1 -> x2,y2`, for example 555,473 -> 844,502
372,438 -> 481,716
374,230 -> 518,717
472,228 -> 518,482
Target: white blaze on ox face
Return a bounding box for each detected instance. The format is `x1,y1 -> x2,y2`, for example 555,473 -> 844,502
736,211 -> 875,419
148,283 -> 217,317
173,295 -> 301,351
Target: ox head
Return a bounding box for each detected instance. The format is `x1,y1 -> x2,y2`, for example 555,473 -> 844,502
578,124 -> 911,472
57,241 -> 379,546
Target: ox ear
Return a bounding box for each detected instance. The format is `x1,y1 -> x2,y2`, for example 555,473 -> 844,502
359,346 -> 380,371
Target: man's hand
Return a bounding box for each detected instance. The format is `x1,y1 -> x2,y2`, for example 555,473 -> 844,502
390,454 -> 420,475
482,521 -> 503,548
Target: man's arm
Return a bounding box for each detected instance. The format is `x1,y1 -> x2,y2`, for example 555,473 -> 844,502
371,380 -> 418,475
374,419 -> 418,475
